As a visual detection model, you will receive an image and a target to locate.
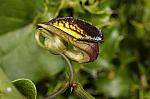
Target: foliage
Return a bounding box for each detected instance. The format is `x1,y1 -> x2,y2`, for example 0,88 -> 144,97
12,79 -> 37,99
0,0 -> 149,98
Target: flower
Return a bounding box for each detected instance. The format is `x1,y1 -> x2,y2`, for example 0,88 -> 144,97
35,17 -> 103,63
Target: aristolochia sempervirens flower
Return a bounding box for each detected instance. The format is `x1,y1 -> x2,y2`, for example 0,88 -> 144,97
35,17 -> 103,63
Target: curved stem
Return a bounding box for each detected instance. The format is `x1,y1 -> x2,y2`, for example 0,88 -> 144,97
45,54 -> 74,99
45,82 -> 69,99
60,53 -> 74,84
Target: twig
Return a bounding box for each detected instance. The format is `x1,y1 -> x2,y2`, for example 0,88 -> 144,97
60,53 -> 74,84
45,82 -> 69,99
74,83 -> 95,99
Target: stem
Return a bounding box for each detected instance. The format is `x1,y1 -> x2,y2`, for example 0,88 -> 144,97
74,83 -> 95,99
60,53 -> 74,83
45,53 -> 74,99
45,82 -> 69,99
0,68 -> 25,99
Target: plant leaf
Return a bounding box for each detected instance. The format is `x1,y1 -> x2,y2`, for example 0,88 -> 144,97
0,25 -> 65,82
0,0 -> 44,35
12,78 -> 37,99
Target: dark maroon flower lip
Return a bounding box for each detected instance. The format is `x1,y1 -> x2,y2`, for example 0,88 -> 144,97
42,17 -> 104,43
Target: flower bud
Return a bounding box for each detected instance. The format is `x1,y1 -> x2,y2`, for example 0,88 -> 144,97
35,17 -> 103,63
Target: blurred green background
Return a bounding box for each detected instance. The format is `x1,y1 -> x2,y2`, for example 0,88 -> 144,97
0,0 -> 150,99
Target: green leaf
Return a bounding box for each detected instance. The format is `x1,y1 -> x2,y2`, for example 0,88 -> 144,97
43,0 -> 64,20
74,0 -> 111,27
95,69 -> 134,98
119,49 -> 136,66
12,78 -> 37,99
143,90 -> 150,99
0,0 -> 43,35
0,0 -> 65,97
0,25 -> 65,82
101,28 -> 123,61
83,0 -> 112,15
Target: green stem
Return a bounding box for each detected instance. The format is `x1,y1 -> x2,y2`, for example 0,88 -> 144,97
45,54 -> 74,99
74,83 -> 95,99
45,82 -> 69,99
0,68 -> 25,99
60,53 -> 74,83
